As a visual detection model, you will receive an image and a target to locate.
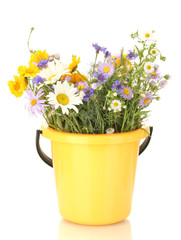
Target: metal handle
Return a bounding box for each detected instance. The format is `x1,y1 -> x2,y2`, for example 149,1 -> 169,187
36,130 -> 53,168
139,126 -> 153,155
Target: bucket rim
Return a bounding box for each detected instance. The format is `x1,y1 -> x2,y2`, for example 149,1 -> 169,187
41,125 -> 150,144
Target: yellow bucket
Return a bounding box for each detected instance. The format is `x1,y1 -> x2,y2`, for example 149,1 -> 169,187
36,125 -> 153,225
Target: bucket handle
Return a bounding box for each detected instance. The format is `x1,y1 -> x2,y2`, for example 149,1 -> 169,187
36,126 -> 153,167
139,126 -> 153,155
36,130 -> 53,168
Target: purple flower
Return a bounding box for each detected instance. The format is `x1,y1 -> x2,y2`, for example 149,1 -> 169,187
120,85 -> 133,100
148,71 -> 161,80
139,92 -> 153,107
98,61 -> 115,77
76,81 -> 89,92
92,43 -> 107,53
83,88 -> 94,102
26,88 -> 47,117
148,64 -> 161,80
159,80 -> 166,88
32,75 -> 45,84
150,80 -> 156,86
112,80 -> 123,93
127,50 -> 138,60
94,70 -> 109,84
37,59 -> 49,68
104,50 -> 111,57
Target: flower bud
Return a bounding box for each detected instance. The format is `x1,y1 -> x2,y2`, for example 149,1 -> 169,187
164,74 -> 170,80
106,128 -> 115,134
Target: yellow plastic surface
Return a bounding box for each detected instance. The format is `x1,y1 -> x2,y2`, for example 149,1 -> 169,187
41,125 -> 149,225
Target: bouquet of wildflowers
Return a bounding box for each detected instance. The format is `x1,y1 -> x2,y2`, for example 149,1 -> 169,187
8,29 -> 169,134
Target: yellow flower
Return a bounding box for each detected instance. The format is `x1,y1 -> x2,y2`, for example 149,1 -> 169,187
68,56 -> 80,72
8,75 -> 27,97
17,66 -> 27,76
18,64 -> 40,78
29,50 -> 49,65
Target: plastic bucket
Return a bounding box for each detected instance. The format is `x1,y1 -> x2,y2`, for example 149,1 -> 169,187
36,125 -> 153,225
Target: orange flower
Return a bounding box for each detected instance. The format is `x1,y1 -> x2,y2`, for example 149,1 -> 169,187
111,55 -> 133,73
62,72 -> 87,84
70,72 -> 87,84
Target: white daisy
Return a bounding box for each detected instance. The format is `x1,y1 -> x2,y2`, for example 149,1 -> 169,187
151,49 -> 158,57
143,31 -> 152,41
47,81 -> 83,114
39,61 -> 69,84
144,62 -> 154,73
111,100 -> 122,112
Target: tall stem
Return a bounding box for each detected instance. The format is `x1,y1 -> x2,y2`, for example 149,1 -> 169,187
27,27 -> 34,53
91,52 -> 98,79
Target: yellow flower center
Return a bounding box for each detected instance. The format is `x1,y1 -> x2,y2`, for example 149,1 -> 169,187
57,94 -> 69,105
114,102 -> 119,107
78,85 -> 84,90
152,71 -> 157,76
31,99 -> 37,106
152,50 -> 156,55
49,74 -> 56,81
14,82 -> 20,91
144,98 -> 150,105
147,65 -> 151,70
124,88 -> 130,95
104,67 -> 110,73
145,33 -> 150,38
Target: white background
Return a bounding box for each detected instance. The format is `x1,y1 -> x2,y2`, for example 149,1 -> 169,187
0,0 -> 181,239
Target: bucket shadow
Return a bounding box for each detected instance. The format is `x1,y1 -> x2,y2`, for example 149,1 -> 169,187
58,218 -> 132,240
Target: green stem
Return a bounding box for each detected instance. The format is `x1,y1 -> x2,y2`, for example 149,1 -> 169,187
27,27 -> 34,53
92,52 -> 98,79
121,102 -> 127,132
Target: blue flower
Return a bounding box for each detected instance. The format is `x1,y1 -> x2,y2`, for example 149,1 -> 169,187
92,43 -> 107,53
83,88 -> 94,102
112,80 -> 123,93
94,70 -> 109,84
37,59 -> 49,68
32,76 -> 45,84
104,50 -> 111,57
126,50 -> 138,60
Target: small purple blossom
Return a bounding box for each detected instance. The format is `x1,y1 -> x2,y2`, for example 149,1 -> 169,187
150,80 -> 156,86
139,92 -> 153,107
83,88 -> 94,102
159,80 -> 166,88
127,50 -> 138,60
26,88 -> 47,117
120,85 -> 133,100
37,59 -> 49,68
104,50 -> 111,57
94,70 -> 109,84
32,75 -> 45,84
112,80 -> 123,93
92,43 -> 106,53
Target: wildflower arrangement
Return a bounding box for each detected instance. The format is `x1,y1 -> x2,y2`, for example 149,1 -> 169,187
8,29 -> 170,134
